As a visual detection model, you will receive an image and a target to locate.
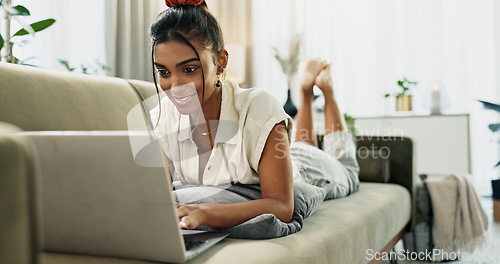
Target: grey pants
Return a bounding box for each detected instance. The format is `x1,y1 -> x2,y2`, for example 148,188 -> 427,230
290,131 -> 360,200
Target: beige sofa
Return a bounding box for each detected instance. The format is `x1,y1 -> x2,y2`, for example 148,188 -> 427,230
0,62 -> 415,264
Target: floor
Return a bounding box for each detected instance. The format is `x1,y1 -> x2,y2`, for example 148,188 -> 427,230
381,197 -> 500,264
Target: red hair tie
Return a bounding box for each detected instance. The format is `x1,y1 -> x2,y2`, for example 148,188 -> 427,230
165,0 -> 204,7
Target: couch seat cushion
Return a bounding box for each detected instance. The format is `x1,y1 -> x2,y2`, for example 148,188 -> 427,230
41,182 -> 411,264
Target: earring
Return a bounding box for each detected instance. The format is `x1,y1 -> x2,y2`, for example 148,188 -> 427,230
221,68 -> 226,81
216,79 -> 222,87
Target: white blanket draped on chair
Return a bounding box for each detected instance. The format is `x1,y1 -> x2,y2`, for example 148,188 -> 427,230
426,174 -> 489,261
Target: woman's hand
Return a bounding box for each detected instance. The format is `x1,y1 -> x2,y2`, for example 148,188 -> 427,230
176,203 -> 207,229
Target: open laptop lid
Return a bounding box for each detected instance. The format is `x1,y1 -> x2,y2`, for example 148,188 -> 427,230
19,131 -> 188,263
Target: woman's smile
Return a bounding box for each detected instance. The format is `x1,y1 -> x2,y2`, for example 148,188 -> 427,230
172,92 -> 197,106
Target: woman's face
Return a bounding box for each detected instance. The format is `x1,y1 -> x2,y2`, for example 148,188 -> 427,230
154,39 -> 225,115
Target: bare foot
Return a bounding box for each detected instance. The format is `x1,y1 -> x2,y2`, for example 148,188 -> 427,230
300,59 -> 327,96
315,64 -> 334,98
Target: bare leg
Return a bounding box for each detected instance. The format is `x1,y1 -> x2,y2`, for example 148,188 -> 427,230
294,88 -> 317,146
294,60 -> 326,146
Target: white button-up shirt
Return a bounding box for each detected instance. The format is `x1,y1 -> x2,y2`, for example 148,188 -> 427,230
150,80 -> 298,186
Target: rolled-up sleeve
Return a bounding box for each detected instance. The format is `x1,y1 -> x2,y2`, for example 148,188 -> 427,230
242,90 -> 293,173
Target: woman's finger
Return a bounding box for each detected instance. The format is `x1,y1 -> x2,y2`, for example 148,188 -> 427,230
179,216 -> 189,229
177,205 -> 189,218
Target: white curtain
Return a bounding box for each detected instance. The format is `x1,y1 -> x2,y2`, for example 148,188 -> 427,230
13,0 -> 165,81
105,0 -> 165,81
207,0 -> 252,87
12,0 -> 107,72
248,0 -> 500,194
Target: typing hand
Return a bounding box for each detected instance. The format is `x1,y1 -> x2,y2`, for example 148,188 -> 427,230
177,203 -> 206,229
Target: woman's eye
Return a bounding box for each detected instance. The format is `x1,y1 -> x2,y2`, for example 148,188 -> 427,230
157,69 -> 169,76
183,67 -> 198,73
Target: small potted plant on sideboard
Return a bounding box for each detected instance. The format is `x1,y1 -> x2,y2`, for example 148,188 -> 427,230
385,77 -> 418,111
344,113 -> 356,134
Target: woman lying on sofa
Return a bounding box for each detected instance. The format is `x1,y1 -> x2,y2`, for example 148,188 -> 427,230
149,0 -> 359,237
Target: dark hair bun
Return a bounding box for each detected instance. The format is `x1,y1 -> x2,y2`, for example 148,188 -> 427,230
165,0 -> 204,7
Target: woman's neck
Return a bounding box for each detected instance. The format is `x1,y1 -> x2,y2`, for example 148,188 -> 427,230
190,85 -> 222,126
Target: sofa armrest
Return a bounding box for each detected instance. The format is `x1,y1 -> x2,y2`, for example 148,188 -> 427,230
0,122 -> 39,264
356,148 -> 391,183
354,135 -> 416,230
317,133 -> 416,230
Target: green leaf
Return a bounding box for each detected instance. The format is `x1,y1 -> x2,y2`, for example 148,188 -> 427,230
489,123 -> 500,133
0,34 -> 4,51
58,59 -> 76,72
13,18 -> 56,36
9,5 -> 30,16
19,56 -> 36,64
384,93 -> 391,98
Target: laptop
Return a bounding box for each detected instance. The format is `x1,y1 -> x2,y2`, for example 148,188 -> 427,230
19,131 -> 228,263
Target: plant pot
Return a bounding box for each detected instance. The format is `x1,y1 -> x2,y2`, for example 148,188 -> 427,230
396,95 -> 412,111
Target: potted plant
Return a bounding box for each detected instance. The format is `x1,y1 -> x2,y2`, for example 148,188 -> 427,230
273,34 -> 301,118
344,113 -> 356,134
385,77 -> 418,111
0,0 -> 55,64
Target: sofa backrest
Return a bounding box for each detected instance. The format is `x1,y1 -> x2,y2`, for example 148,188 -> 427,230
0,62 -> 156,131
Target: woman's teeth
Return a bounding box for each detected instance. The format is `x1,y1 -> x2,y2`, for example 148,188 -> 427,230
175,94 -> 194,105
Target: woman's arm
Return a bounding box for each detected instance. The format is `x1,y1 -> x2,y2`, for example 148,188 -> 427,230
177,121 -> 294,229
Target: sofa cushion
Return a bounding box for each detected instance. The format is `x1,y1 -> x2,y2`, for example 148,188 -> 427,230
0,63 -> 143,131
41,182 -> 411,264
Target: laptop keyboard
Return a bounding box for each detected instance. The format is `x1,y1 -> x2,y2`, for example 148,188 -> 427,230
184,240 -> 208,251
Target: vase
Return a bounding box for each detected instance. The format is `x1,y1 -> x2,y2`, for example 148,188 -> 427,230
396,95 -> 412,111
283,87 -> 297,118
